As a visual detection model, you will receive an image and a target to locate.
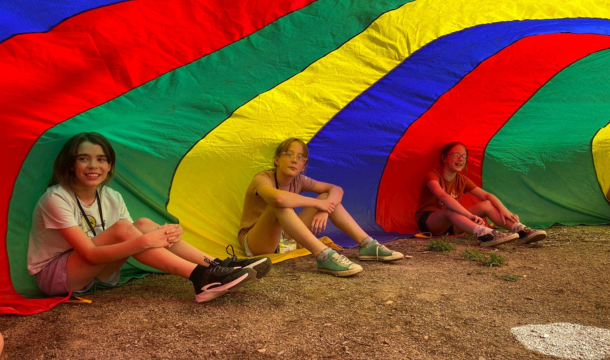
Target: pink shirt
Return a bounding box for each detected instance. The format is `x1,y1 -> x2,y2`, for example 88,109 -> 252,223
238,170 -> 316,244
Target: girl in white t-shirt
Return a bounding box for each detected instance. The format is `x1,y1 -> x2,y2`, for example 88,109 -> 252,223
239,138 -> 404,277
28,132 -> 270,302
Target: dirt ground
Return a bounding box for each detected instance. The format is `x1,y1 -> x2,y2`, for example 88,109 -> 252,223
1,225 -> 609,360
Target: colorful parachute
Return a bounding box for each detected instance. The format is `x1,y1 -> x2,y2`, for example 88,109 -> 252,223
2,0 -> 610,315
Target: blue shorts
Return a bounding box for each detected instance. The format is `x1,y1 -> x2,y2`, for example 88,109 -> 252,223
34,250 -> 120,297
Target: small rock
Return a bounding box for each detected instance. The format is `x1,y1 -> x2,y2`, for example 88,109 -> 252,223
395,325 -> 401,331
258,349 -> 266,353
525,297 -> 534,301
142,319 -> 148,322
385,300 -> 394,305
174,322 -> 183,328
542,334 -> 549,338
424,336 -> 429,340
383,339 -> 390,344
324,323 -> 332,327
213,349 -> 220,356
343,345 -> 349,352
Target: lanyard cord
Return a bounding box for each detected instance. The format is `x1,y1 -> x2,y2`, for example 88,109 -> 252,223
76,190 -> 105,236
274,170 -> 292,192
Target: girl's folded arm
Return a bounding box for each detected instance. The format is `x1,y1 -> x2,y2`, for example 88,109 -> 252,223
310,181 -> 343,205
257,184 -> 321,209
469,187 -> 505,210
59,226 -> 154,265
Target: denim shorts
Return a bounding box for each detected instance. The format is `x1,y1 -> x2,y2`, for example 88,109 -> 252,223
34,250 -> 120,296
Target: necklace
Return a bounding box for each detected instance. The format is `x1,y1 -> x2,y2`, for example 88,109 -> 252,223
75,190 -> 105,236
274,170 -> 292,192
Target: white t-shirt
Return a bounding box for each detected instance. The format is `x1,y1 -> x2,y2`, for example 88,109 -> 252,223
27,184 -> 132,275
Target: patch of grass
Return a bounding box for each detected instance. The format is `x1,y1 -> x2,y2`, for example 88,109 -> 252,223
463,249 -> 506,267
426,239 -> 457,252
500,274 -> 522,282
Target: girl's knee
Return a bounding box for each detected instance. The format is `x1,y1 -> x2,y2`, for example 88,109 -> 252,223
133,217 -> 155,230
111,220 -> 138,242
315,192 -> 329,200
479,200 -> 493,211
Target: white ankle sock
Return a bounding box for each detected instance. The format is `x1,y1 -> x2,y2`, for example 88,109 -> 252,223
360,236 -> 374,247
474,225 -> 493,237
316,247 -> 333,260
511,223 -> 526,233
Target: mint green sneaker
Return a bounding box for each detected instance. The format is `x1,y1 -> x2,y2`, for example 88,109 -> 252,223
317,250 -> 363,277
358,239 -> 404,261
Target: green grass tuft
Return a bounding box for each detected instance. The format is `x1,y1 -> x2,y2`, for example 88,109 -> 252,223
463,249 -> 506,267
426,239 -> 457,252
500,274 -> 522,282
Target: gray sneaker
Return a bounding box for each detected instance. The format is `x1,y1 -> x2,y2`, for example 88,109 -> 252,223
478,230 -> 519,247
516,227 -> 547,244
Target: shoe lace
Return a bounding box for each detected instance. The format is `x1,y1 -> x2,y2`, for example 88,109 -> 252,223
375,243 -> 391,260
204,257 -> 229,273
225,244 -> 238,261
332,253 -> 353,267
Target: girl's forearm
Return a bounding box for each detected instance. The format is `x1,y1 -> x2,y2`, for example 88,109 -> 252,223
327,186 -> 344,205
487,193 -> 509,213
275,191 -> 320,209
441,195 -> 473,219
83,238 -> 147,265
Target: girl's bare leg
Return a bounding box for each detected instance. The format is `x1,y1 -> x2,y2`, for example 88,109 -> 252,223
426,200 -> 517,236
298,193 -> 368,244
133,218 -> 215,265
247,205 -> 327,256
426,208 -> 477,235
66,220 -> 196,292
467,200 -> 516,231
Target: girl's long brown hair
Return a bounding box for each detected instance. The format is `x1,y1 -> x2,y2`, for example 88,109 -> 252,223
49,132 -> 116,190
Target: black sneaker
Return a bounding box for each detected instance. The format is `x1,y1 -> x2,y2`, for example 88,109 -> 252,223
516,227 -> 547,244
478,230 -> 519,247
213,245 -> 272,280
192,263 -> 256,303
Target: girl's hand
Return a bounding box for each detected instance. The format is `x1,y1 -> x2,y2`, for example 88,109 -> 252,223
469,214 -> 485,226
311,212 -> 329,236
499,209 -> 519,225
145,228 -> 177,249
315,199 -> 336,214
160,223 -> 183,244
